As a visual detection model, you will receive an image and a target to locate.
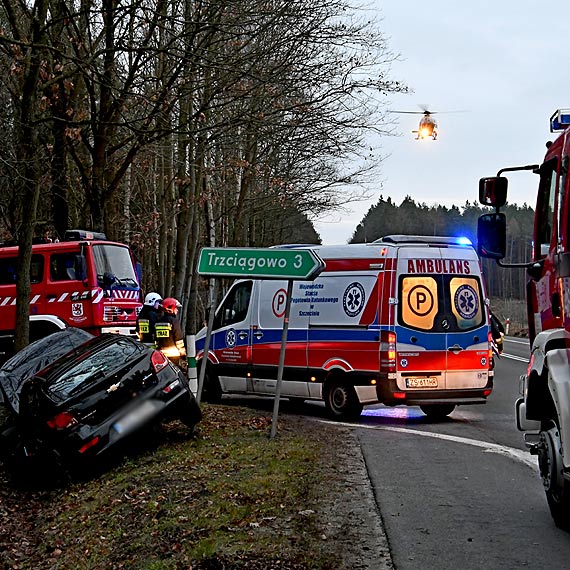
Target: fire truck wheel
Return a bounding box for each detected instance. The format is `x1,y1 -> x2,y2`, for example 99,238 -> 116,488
539,420 -> 570,529
324,378 -> 363,421
202,371 -> 223,404
419,404 -> 456,419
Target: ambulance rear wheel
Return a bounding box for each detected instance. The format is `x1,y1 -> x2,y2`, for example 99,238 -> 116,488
324,379 -> 363,421
420,404 -> 455,418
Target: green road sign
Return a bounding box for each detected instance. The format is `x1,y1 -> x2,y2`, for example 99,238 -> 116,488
197,247 -> 325,280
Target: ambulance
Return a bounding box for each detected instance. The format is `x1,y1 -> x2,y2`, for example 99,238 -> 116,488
196,235 -> 494,420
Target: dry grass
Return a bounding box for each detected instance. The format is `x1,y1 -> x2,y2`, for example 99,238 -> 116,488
0,404 -> 366,570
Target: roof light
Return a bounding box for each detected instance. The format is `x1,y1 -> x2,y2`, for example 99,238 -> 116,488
550,109 -> 570,133
456,236 -> 472,246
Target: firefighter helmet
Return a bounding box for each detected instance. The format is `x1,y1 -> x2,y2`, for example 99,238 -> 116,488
144,292 -> 162,307
162,297 -> 181,315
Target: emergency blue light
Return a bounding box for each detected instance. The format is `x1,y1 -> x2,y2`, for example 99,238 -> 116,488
456,236 -> 472,246
550,109 -> 570,133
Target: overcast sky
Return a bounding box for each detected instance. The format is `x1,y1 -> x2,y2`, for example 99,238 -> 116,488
313,0 -> 569,244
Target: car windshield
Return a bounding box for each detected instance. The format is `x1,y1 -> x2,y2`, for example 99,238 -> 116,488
47,338 -> 140,399
93,244 -> 138,287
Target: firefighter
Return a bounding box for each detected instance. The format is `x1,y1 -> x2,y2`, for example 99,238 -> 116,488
137,292 -> 163,346
490,310 -> 505,354
155,297 -> 186,368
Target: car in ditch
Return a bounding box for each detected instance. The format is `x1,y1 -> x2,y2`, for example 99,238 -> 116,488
0,329 -> 201,472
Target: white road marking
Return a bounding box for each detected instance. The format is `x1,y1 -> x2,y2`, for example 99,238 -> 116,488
318,419 -> 538,470
501,353 -> 529,363
504,338 -> 530,345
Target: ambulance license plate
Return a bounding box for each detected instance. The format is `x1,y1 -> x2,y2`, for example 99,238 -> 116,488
405,377 -> 438,389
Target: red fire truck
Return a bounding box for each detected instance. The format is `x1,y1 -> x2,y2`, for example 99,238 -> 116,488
478,109 -> 570,528
0,230 -> 142,358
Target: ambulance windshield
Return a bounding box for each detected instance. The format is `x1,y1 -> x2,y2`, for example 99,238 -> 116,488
93,245 -> 138,288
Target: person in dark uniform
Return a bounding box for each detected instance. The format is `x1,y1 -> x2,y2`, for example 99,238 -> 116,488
490,310 -> 505,354
155,297 -> 186,368
136,292 -> 163,346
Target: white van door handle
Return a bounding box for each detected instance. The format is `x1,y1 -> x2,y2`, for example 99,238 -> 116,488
447,344 -> 463,352
238,332 -> 248,340
254,331 -> 264,339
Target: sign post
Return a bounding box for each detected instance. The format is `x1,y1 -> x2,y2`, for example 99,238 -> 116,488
196,247 -> 325,437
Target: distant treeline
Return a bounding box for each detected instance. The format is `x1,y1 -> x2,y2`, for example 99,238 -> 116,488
349,195 -> 535,301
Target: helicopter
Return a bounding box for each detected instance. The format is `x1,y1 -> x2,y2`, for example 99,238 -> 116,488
390,106 -> 439,140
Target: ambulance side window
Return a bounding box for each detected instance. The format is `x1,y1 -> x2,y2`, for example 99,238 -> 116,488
214,281 -> 253,328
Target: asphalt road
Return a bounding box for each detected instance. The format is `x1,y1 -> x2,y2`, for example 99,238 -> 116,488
350,336 -> 570,570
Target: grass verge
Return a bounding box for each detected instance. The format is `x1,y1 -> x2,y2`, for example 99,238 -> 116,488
0,404 -> 353,569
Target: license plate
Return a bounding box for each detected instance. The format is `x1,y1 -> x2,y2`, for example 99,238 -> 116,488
112,400 -> 160,435
405,377 -> 438,389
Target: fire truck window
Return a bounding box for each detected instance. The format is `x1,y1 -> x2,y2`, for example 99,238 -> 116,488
0,258 -> 17,285
30,256 -> 44,283
50,254 -> 78,281
536,161 -> 557,258
0,256 -> 44,285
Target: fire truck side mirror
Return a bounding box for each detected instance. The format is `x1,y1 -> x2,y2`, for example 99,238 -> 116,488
479,177 -> 508,208
527,260 -> 545,281
477,213 -> 506,260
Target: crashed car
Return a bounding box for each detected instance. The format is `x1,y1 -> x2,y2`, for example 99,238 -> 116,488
0,329 -> 201,470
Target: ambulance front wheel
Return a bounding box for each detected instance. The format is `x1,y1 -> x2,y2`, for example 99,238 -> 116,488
324,379 -> 363,421
419,404 -> 456,418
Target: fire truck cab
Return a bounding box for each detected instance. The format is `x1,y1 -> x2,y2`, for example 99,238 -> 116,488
0,230 -> 142,359
478,109 -> 570,528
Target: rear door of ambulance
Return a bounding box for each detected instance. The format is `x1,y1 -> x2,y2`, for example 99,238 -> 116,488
395,246 -> 489,393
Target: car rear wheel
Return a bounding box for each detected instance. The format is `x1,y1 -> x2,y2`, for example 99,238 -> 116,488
324,378 -> 363,421
420,404 -> 456,418
178,396 -> 202,432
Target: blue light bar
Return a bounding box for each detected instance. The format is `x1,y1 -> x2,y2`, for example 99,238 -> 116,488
456,236 -> 472,246
550,109 -> 570,133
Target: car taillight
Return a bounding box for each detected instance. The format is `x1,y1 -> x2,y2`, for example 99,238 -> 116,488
47,411 -> 78,430
152,349 -> 169,373
380,332 -> 397,372
488,330 -> 493,361
79,436 -> 100,454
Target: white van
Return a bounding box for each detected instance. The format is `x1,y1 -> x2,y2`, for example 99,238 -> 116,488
196,235 -> 494,420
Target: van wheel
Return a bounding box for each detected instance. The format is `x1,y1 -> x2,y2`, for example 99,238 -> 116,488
420,404 -> 456,418
202,372 -> 222,404
324,379 -> 363,421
